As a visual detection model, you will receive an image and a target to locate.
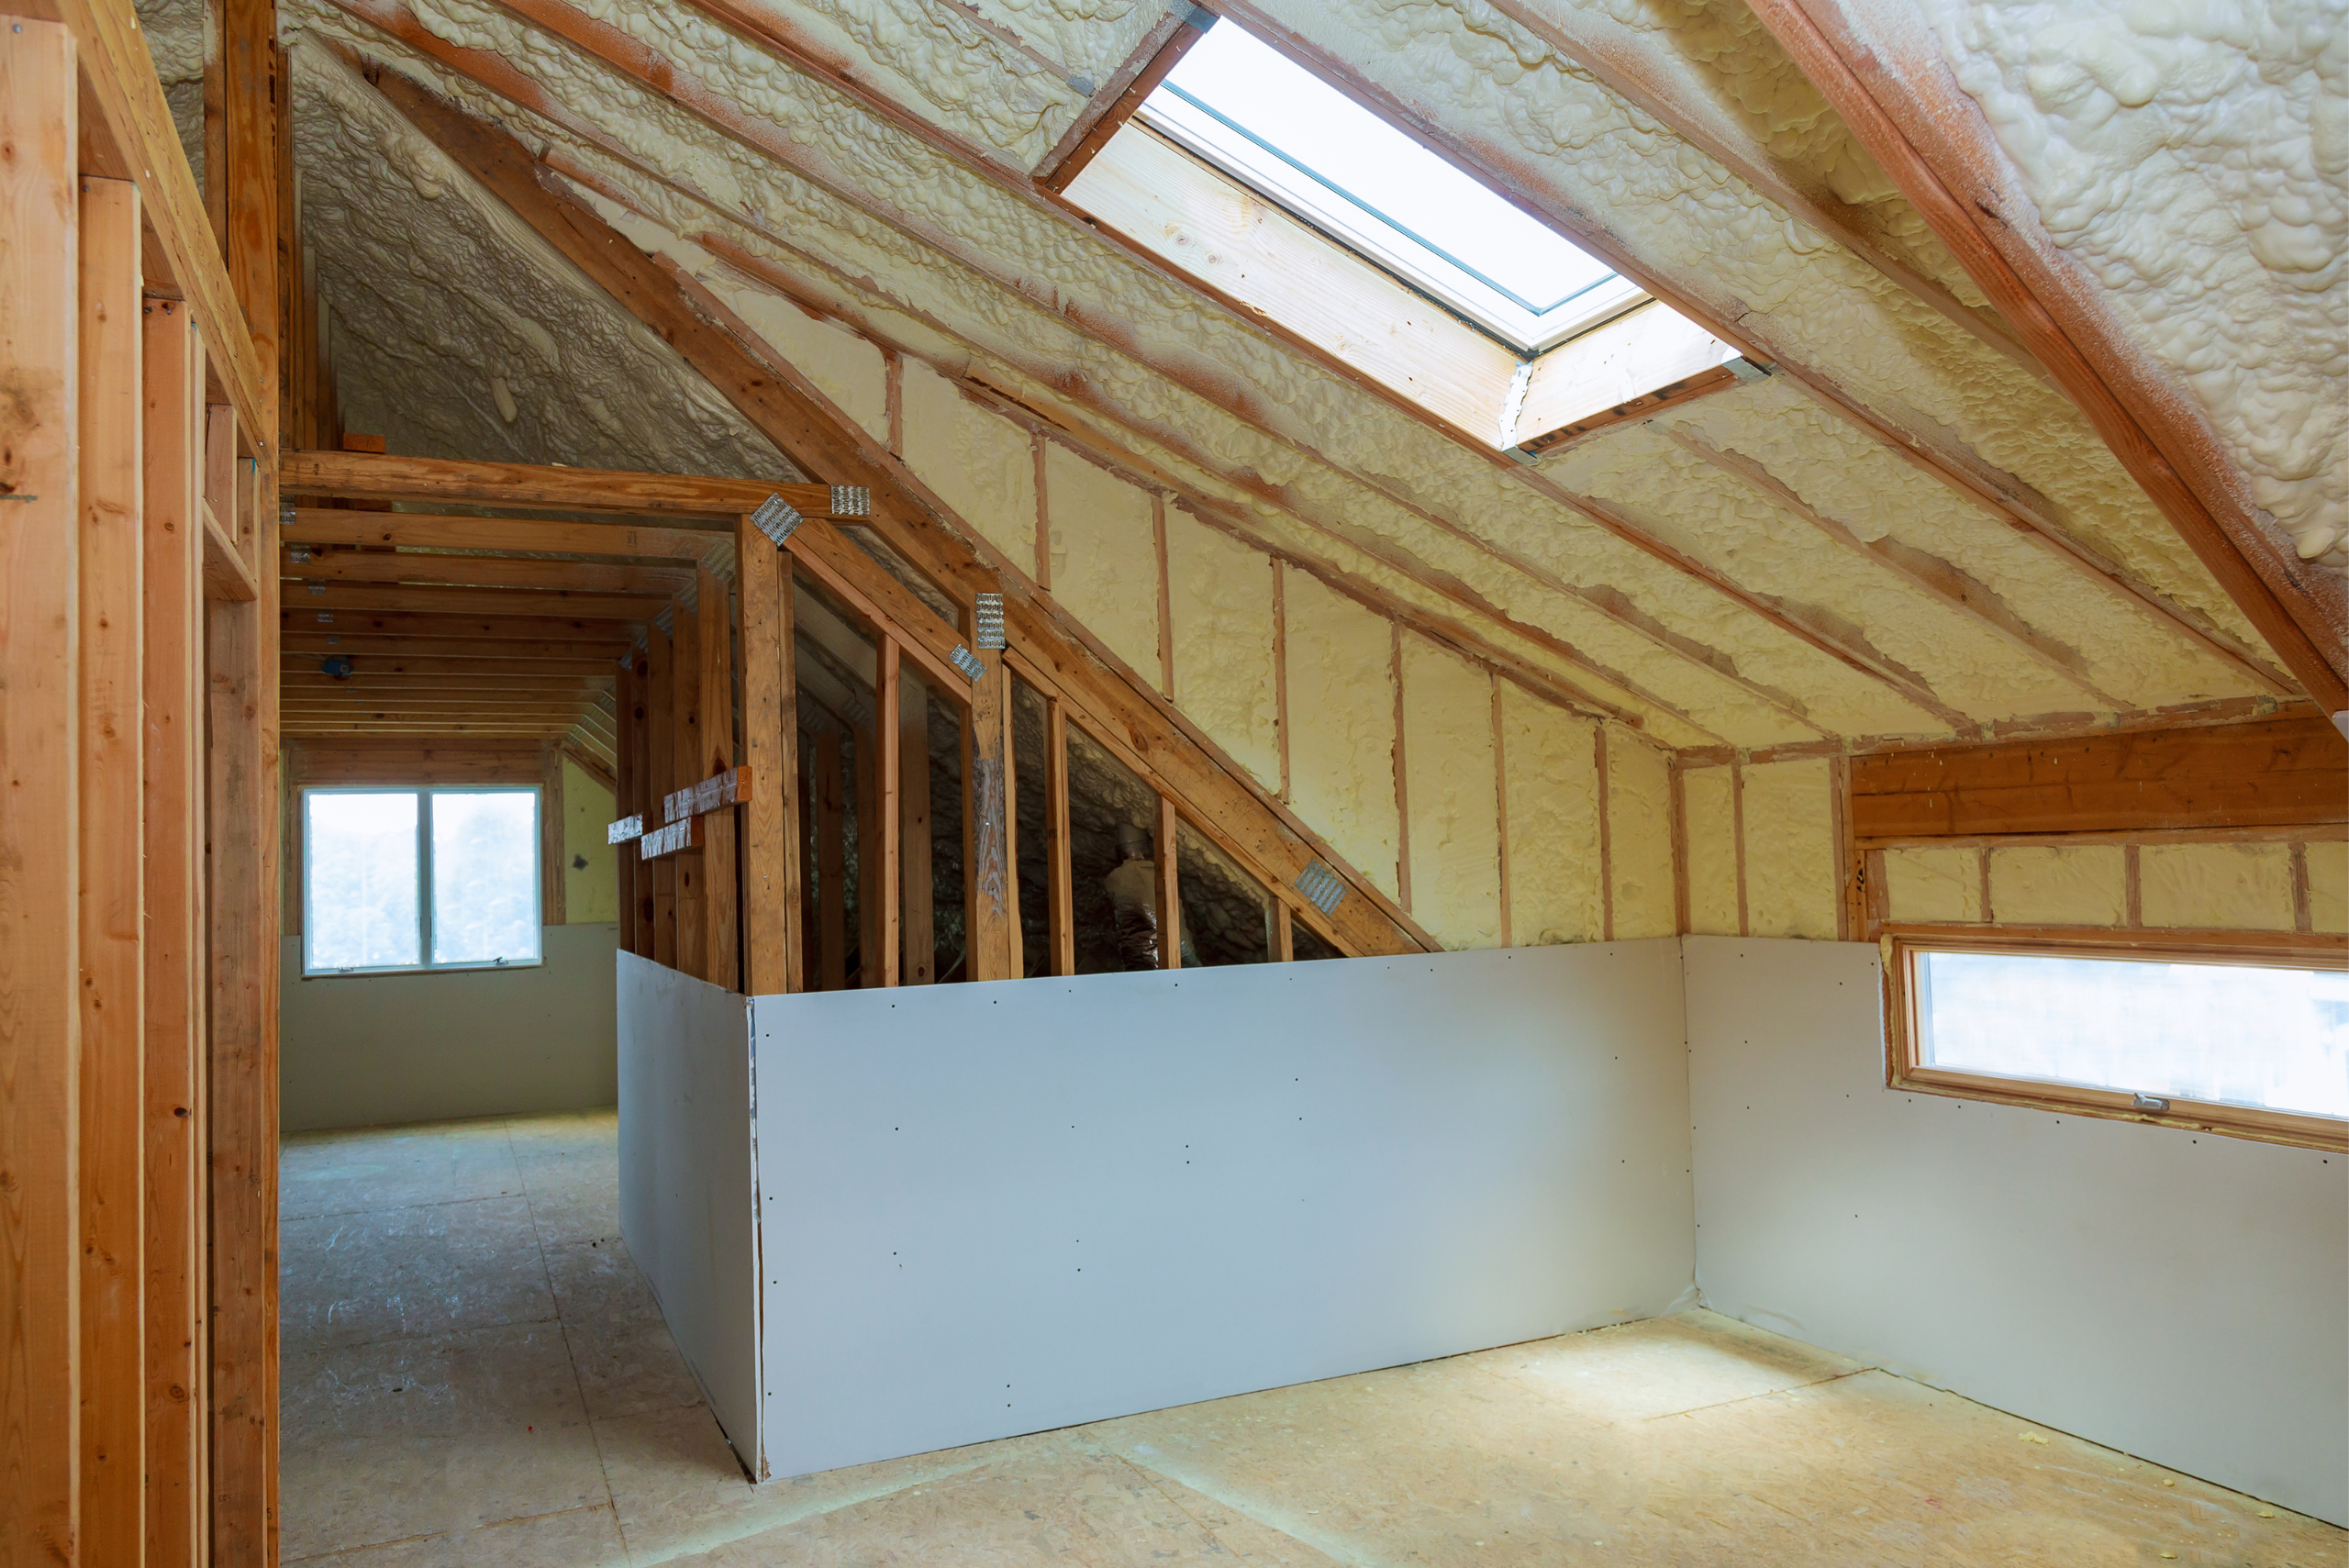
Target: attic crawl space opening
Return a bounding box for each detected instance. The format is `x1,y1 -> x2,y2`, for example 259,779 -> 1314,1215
1060,11 -> 1760,456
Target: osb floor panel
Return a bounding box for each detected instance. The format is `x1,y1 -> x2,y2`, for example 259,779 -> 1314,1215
281,1112 -> 2342,1566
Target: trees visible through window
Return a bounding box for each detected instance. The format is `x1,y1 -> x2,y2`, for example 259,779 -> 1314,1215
304,787 -> 541,975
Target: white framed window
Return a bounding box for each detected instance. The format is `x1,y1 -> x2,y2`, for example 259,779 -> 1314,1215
1887,934 -> 2348,1151
302,786 -> 543,976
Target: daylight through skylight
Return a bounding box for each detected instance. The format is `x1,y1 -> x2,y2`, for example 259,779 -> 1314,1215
1141,23 -> 1646,353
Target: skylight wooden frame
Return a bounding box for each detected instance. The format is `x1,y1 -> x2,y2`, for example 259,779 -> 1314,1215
1882,929 -> 2349,1152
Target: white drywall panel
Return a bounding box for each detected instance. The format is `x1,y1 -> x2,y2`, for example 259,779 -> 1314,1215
617,952 -> 763,1472
750,940 -> 1693,1479
1685,937 -> 2348,1525
280,924 -> 618,1132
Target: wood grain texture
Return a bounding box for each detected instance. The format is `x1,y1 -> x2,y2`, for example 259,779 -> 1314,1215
1,27 -> 84,1558
1044,695 -> 1074,977
285,508 -> 732,558
281,448 -> 841,518
1851,717 -> 2349,840
1155,794 -> 1180,970
283,550 -> 692,595
964,648 -> 1014,981
671,607 -> 705,981
698,566 -> 739,990
875,637 -> 901,987
737,522 -> 796,992
646,630 -> 677,969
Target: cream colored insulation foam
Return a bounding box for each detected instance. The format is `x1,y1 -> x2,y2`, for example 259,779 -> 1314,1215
898,358 -> 1035,570
1399,636 -> 1502,949
2140,841 -> 2295,930
1680,766 -> 1739,937
1283,573 -> 1400,905
1164,515 -> 1280,794
1498,684 -> 1600,945
134,0 -> 206,183
1044,443 -> 1160,684
2308,843 -> 2348,936
1882,845 -> 1985,924
1605,733 -> 1676,940
290,40 -> 793,478
1739,759 -> 1837,940
1919,0 -> 2348,573
1987,845 -> 2126,925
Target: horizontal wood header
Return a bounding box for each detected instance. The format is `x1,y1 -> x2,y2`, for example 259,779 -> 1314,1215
282,449 -> 854,520
1852,716 -> 2349,840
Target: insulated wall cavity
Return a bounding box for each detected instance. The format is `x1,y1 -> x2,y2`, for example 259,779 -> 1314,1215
1739,759 -> 1838,939
1679,766 -> 1739,937
1399,634 -> 1501,949
898,359 -> 1035,568
1498,684 -> 1599,946
1044,442 -> 1161,683
1606,735 -> 1676,940
1284,573 -> 1403,904
1164,512 -> 1280,793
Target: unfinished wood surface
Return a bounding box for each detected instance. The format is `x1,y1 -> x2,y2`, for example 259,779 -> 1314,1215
898,672 -> 933,984
293,581 -> 666,621
203,495 -> 260,601
291,739 -> 549,785
540,747 -> 567,926
672,606 -> 707,981
698,566 -> 740,991
1747,0 -> 2346,714
738,528 -> 799,993
280,640 -> 629,670
281,448 -> 841,519
1034,6 -> 1208,191
874,638 -> 903,986
1511,302 -> 1742,455
646,630 -> 677,969
1852,717 -> 2349,840
853,716 -> 879,987
142,297 -> 209,1568
77,173 -> 148,1560
285,508 -> 731,558
283,608 -> 640,643
1044,695 -> 1074,978
284,550 -> 694,596
373,73 -> 1427,959
1154,795 -> 1181,971
1,25 -> 83,1557
964,645 -> 1015,981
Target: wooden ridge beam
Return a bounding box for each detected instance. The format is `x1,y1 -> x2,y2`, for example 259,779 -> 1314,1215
373,64 -> 1431,957
284,548 -> 693,595
282,447 -> 856,519
1745,0 -> 2345,715
285,507 -> 733,557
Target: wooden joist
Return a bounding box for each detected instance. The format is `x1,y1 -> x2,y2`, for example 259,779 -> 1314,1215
283,606 -> 642,641
281,447 -> 863,520
285,507 -> 733,557
288,581 -> 666,620
283,631 -> 632,661
283,549 -> 694,595
1851,716 -> 2349,841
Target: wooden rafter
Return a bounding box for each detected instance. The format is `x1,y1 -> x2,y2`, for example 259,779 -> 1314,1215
281,449 -> 852,517
284,549 -> 694,595
1745,0 -> 2346,714
289,581 -> 664,619
285,507 -> 732,558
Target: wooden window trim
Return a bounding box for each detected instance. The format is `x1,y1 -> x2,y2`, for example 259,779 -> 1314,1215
1882,929 -> 2349,1152
296,783 -> 548,978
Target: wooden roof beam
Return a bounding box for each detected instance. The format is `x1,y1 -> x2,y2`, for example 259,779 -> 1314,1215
281,448 -> 863,520
285,507 -> 735,559
282,607 -> 640,640
283,549 -> 693,596
1747,0 -> 2346,717
288,581 -> 664,620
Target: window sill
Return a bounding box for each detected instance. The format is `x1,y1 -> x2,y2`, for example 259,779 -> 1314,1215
300,960 -> 546,980
1887,1064 -> 2346,1153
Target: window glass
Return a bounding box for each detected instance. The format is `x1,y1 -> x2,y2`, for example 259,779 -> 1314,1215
429,791 -> 541,967
1915,950 -> 2349,1119
306,792 -> 421,971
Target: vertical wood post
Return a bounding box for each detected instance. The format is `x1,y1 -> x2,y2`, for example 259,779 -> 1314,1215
80,172 -> 149,1562
697,567 -> 738,991
817,727 -> 847,990
143,297 -> 210,1568
875,638 -> 901,987
1155,795 -> 1181,970
736,521 -> 799,994
645,634 -> 676,968
0,23 -> 84,1560
671,608 -> 705,981
1043,696 -> 1074,977
963,649 -> 1015,981
853,717 -> 878,985
1270,901 -> 1294,963
899,671 -> 931,984
539,746 -> 565,929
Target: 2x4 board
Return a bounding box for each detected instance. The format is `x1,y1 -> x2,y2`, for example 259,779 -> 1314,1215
617,942 -> 1698,1480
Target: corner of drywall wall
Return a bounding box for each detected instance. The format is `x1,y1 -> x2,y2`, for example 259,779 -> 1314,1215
1498,682 -> 1600,946
1399,632 -> 1501,948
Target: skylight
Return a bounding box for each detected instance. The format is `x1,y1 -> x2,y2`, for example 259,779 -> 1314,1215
1140,24 -> 1646,353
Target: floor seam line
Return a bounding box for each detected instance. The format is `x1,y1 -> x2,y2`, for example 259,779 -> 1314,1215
1642,1365 -> 1876,1422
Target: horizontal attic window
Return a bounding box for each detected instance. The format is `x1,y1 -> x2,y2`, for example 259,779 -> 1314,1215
1139,24 -> 1645,356
1061,16 -> 1755,453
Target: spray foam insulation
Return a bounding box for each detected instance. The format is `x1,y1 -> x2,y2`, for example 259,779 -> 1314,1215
2140,842 -> 2296,931
1883,846 -> 1986,924
1918,0 -> 2347,574
1165,515 -> 1281,795
1283,573 -> 1401,906
1400,635 -> 1502,949
1045,443 -> 1161,685
1605,734 -> 1677,940
898,359 -> 1035,571
1987,845 -> 2127,926
1680,767 -> 1740,938
2308,842 -> 2348,935
1739,759 -> 1838,940
1498,684 -> 1600,947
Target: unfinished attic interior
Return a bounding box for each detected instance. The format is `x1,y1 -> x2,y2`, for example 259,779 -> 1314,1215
6,0 -> 2346,1556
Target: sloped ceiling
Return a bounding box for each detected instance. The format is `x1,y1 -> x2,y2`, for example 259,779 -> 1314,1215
136,0 -> 2332,753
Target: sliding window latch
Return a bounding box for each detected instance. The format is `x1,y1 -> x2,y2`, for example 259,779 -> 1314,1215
2132,1093 -> 2170,1112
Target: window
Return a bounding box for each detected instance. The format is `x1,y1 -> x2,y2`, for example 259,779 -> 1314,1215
303,787 -> 542,975
1887,936 -> 2348,1150
1139,23 -> 1644,354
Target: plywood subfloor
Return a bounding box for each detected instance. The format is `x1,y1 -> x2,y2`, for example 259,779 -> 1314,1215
281,1112 -> 2342,1564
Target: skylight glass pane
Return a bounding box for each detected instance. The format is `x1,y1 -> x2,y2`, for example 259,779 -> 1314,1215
1142,23 -> 1639,349
429,789 -> 542,967
306,791 -> 421,972
1915,950 -> 2349,1118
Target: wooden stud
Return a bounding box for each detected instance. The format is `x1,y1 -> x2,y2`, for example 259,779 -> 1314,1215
1045,696 -> 1074,977
1390,621 -> 1410,913
1030,430 -> 1051,591
1830,754 -> 1855,942
1271,560 -> 1290,802
1669,761 -> 1691,939
2123,843 -> 2143,929
645,629 -> 676,969
1271,900 -> 1295,963
1152,494 -> 1174,700
1596,724 -> 1614,942
698,566 -> 739,990
0,25 -> 83,1558
1731,762 -> 1748,939
76,172 -> 148,1560
884,350 -> 903,458
1002,675 -> 1023,981
1977,847 -> 1995,925
738,523 -> 798,993
540,746 -> 567,926
963,642 -> 1016,982
142,297 -> 210,1568
900,669 -> 932,984
1155,795 -> 1181,970
615,653 -> 640,955
817,727 -> 847,990
2291,843 -> 2313,935
1491,673 -> 1512,948
854,712 -> 879,986
876,637 -> 902,986
1865,848 -> 1890,937
672,605 -> 706,980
